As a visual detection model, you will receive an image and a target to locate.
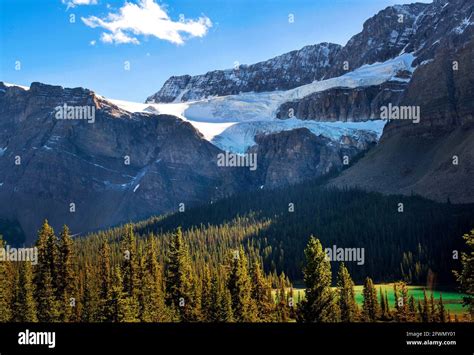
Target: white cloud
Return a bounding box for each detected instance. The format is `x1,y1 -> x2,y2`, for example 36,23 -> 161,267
63,0 -> 98,10
82,0 -> 212,45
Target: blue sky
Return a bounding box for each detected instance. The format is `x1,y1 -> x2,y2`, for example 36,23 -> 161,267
0,0 -> 431,101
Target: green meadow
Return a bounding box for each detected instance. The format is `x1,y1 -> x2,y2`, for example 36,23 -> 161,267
283,284 -> 470,316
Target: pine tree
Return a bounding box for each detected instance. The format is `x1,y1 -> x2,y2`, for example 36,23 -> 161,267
275,275 -> 290,322
220,287 -> 234,322
81,263 -> 100,322
384,290 -> 391,317
36,268 -> 61,322
34,221 -> 60,322
140,237 -> 170,322
98,240 -> 111,321
337,263 -> 358,322
0,238 -> 13,322
408,295 -> 417,321
453,229 -> 474,316
209,273 -> 233,322
121,225 -> 139,298
200,265 -> 212,322
226,246 -> 257,322
362,277 -> 379,322
16,261 -> 37,322
430,292 -> 439,322
297,237 -> 337,322
250,259 -> 274,322
379,287 -> 391,320
165,228 -> 199,321
417,299 -> 423,322
208,274 -> 222,322
393,282 -> 409,322
107,266 -> 139,322
421,290 -> 430,322
58,225 -> 77,321
438,293 -> 447,323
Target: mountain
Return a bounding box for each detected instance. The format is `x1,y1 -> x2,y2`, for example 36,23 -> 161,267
0,82 -> 378,242
329,0 -> 474,203
0,82 -> 245,241
2,0 -> 473,240
146,0 -> 474,204
145,42 -> 342,103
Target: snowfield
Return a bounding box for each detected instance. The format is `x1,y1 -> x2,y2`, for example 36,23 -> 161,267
2,82 -> 30,91
110,53 -> 416,153
182,53 -> 415,123
210,120 -> 386,154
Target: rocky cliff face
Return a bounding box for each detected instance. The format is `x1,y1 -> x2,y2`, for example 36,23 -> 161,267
0,82 -> 244,241
329,0 -> 474,203
276,80 -> 408,121
147,3 -> 429,106
0,82 -> 375,241
248,128 -> 375,189
146,43 -> 342,103
2,0 -> 472,241
326,2 -> 428,78
276,0 -> 473,122
141,0 -> 474,205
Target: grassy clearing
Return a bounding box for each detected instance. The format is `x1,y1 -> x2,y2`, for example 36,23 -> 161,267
276,284 -> 470,316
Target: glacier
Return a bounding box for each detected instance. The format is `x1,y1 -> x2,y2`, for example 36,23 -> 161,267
109,53 -> 416,153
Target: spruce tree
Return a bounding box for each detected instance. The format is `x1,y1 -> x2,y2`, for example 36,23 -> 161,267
430,292 -> 439,322
165,228 -> 198,321
453,229 -> 474,316
36,268 -> 61,322
250,259 -> 274,322
208,274 -> 222,322
108,266 -> 139,322
393,282 -> 409,322
408,295 -> 417,321
82,263 -> 99,322
200,265 -> 212,322
98,240 -> 111,320
16,261 -> 37,322
384,290 -> 391,317
421,290 -> 430,322
362,277 -> 379,322
141,237 -> 170,322
297,237 -> 336,322
35,221 -> 60,322
275,277 -> 290,322
226,246 -> 257,322
417,299 -> 423,322
0,238 -> 13,322
58,225 -> 77,321
121,225 -> 139,298
337,263 -> 358,322
438,293 -> 447,323
220,287 -> 234,322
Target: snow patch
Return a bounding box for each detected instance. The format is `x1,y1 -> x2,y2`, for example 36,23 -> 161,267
2,83 -> 30,90
183,53 -> 416,123
211,119 -> 386,154
110,54 -> 411,153
453,16 -> 473,34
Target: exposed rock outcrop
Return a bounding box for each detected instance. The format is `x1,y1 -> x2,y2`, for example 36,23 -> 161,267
248,128 -> 375,189
329,3 -> 474,203
146,43 -> 342,103
0,82 -> 243,241
276,80 -> 408,121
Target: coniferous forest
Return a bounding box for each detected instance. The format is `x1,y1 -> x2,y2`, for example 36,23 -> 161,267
1,181 -> 473,323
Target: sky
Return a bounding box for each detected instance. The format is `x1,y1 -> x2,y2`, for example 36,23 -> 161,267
0,0 -> 432,102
